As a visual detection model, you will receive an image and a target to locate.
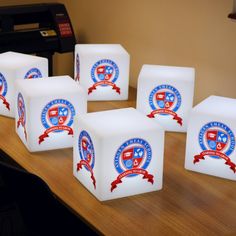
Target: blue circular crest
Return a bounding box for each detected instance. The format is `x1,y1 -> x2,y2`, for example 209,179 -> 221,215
91,59 -> 119,86
199,121 -> 235,159
149,84 -> 181,115
41,99 -> 75,132
17,93 -> 26,125
114,138 -> 152,177
78,130 -> 95,169
24,68 -> 42,79
0,72 -> 8,97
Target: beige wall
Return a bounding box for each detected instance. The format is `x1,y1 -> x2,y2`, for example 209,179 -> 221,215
1,0 -> 236,104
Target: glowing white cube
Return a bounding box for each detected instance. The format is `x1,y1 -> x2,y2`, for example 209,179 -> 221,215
74,44 -> 130,101
73,108 -> 164,201
185,96 -> 236,180
15,76 -> 87,152
136,65 -> 195,132
0,52 -> 48,118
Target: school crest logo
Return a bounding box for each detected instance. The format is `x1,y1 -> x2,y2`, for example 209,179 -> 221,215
17,93 -> 27,140
75,53 -> 80,82
147,84 -> 182,125
39,99 -> 75,144
194,121 -> 236,173
77,130 -> 96,189
0,73 -> 10,111
24,68 -> 42,79
111,138 -> 154,192
88,59 -> 120,95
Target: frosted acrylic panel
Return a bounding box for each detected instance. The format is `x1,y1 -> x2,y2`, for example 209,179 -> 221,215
73,108 -> 164,201
15,76 -> 87,152
137,65 -> 195,132
0,51 -> 48,118
185,96 -> 236,181
74,44 -> 130,101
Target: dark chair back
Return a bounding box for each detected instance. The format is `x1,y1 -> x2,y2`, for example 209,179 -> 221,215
0,160 -> 98,236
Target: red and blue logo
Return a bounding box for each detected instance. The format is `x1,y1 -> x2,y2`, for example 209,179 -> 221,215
17,93 -> 27,140
88,59 -> 120,95
0,72 -> 10,111
77,130 -> 96,189
147,84 -> 182,125
111,138 -> 154,192
24,68 -> 42,79
194,121 -> 236,173
39,99 -> 75,144
75,53 -> 80,82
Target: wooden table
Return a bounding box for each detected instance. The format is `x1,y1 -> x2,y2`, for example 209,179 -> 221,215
1,87 -> 236,235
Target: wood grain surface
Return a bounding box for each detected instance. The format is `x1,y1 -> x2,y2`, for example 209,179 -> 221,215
1,87 -> 236,235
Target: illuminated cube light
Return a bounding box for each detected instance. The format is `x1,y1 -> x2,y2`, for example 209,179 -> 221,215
73,108 -> 164,201
74,44 -> 130,101
185,96 -> 236,180
0,51 -> 48,118
15,76 -> 87,152
136,65 -> 195,132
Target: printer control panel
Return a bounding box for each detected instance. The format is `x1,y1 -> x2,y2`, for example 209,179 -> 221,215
56,15 -> 73,38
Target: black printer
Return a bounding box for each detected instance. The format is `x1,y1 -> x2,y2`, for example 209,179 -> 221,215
0,3 -> 76,75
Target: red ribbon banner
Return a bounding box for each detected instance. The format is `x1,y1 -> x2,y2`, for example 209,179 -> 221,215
17,116 -> 27,140
194,150 -> 236,173
38,125 -> 73,144
75,74 -> 80,82
0,95 -> 10,111
88,81 -> 120,95
147,109 -> 182,126
110,168 -> 154,192
77,160 -> 96,189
